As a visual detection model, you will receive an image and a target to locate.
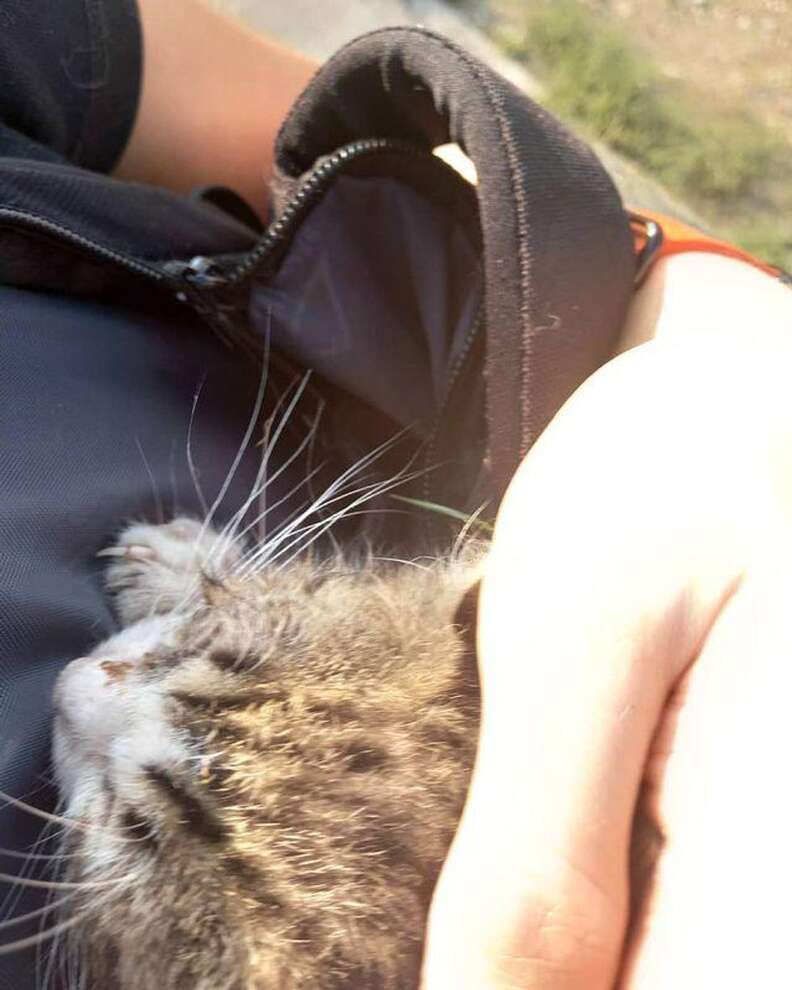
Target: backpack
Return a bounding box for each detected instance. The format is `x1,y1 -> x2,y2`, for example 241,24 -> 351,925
0,26 -> 636,529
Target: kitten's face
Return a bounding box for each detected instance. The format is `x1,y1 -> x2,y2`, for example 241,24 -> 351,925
53,544 -> 480,990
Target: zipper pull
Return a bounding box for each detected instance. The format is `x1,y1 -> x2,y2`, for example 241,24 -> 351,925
182,255 -> 228,288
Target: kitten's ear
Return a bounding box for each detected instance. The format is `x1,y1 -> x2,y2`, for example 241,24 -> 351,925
453,580 -> 481,702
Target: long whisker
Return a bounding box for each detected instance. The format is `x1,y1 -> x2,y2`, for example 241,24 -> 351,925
134,436 -> 165,525
203,376 -> 287,562
250,369 -> 313,537
0,848 -> 86,863
0,872 -> 137,892
227,461 -> 326,569
372,556 -> 432,570
236,430 -> 410,577
186,377 -> 209,518
300,396 -> 325,545
261,464 -> 423,574
0,893 -> 76,931
236,480 -> 379,576
0,815 -> 59,927
36,812 -> 72,990
0,885 -> 126,957
451,501 -> 490,562
203,370 -> 314,572
0,792 -> 152,842
197,330 -> 271,548
0,913 -> 86,957
273,468 -> 424,570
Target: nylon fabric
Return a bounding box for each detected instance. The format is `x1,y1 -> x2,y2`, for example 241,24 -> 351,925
274,27 -> 636,503
249,174 -> 483,431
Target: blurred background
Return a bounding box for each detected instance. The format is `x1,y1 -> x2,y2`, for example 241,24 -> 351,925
216,0 -> 791,270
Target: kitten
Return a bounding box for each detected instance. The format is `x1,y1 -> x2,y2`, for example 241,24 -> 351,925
51,518 -> 482,989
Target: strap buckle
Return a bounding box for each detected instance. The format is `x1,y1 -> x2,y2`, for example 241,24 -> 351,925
628,210 -> 664,287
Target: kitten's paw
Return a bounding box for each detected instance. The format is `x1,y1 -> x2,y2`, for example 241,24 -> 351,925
100,518 -> 244,625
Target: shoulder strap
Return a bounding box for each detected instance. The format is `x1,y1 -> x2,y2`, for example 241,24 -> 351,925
275,27 -> 636,504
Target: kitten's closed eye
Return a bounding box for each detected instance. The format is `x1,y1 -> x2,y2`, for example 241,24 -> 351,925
49,519 -> 484,990
144,766 -> 228,844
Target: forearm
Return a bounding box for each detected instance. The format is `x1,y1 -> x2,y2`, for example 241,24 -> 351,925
615,252 -> 792,355
114,0 -> 317,220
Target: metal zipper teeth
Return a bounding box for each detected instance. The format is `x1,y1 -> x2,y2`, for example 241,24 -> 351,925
422,306 -> 485,502
214,137 -> 430,288
0,208 -> 170,285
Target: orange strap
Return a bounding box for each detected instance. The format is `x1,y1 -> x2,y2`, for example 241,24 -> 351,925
629,207 -> 781,280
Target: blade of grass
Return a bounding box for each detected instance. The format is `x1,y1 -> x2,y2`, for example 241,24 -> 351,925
390,495 -> 494,533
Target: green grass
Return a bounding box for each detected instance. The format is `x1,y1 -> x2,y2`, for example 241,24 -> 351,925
497,0 -> 790,269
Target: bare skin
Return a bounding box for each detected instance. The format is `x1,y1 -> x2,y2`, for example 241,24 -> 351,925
423,257 -> 792,989
114,0 -> 317,221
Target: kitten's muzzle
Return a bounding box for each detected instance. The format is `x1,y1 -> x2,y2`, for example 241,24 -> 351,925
53,654 -> 135,795
53,655 -> 135,749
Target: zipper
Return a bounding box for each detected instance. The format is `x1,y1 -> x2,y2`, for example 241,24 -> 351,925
1,140 -> 488,506
0,139 -> 446,315
168,134 -> 486,503
422,306 -> 485,502
172,137 -> 430,293
0,208 -> 171,287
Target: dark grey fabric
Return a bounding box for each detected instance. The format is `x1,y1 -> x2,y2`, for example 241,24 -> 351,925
274,27 -> 636,503
0,0 -> 259,305
0,0 -> 141,171
250,175 -> 483,431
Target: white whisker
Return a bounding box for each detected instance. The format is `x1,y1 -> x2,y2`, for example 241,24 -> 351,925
0,815 -> 58,929
204,371 -> 316,573
0,848 -> 85,863
186,377 -> 209,518
251,370 -> 314,540
237,430 -> 410,577
372,556 -> 431,570
197,331 -> 271,550
451,501 -> 490,562
0,914 -> 85,957
229,465 -> 329,573
134,436 -> 165,525
237,479 -> 382,576
0,893 -> 76,932
271,467 -> 423,571
0,871 -> 137,892
0,885 -> 125,957
0,791 -> 153,842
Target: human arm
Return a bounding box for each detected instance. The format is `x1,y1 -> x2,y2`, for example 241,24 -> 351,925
423,255 -> 792,988
113,0 -> 317,220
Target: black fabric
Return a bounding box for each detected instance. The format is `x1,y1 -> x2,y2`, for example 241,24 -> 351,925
0,1 -> 259,305
249,174 -> 483,430
274,27 -> 636,503
0,0 -> 141,171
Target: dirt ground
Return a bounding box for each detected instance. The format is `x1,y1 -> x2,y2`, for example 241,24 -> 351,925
582,0 -> 792,143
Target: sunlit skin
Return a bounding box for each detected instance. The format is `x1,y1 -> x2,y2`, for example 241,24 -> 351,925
114,0 -> 317,222
423,255 -> 792,989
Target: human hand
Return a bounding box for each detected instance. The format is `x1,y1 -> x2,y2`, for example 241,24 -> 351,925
422,327 -> 792,988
